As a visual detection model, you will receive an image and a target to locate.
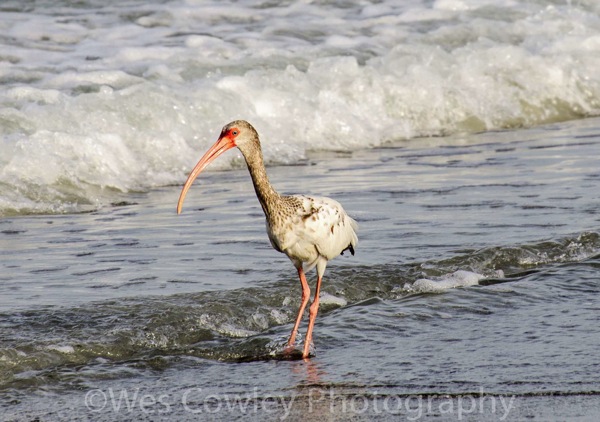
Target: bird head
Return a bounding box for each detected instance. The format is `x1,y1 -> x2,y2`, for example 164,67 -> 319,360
176,120 -> 258,214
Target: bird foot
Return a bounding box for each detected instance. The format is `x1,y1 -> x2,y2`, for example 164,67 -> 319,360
301,342 -> 316,359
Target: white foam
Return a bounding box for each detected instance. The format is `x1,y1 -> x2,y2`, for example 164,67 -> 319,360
319,292 -> 348,308
47,345 -> 75,354
269,309 -> 289,325
1,0 -> 599,214
46,71 -> 144,90
6,87 -> 62,104
410,270 -> 487,293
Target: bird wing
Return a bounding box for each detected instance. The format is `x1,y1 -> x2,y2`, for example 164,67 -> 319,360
292,195 -> 358,261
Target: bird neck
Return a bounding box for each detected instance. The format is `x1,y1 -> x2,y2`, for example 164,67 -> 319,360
240,144 -> 280,218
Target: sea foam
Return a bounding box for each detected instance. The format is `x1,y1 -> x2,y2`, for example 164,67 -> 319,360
1,0 -> 599,214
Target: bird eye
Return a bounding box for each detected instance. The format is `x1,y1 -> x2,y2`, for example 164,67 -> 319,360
231,130 -> 239,136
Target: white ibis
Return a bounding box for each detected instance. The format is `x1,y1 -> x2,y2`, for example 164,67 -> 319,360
177,120 -> 358,358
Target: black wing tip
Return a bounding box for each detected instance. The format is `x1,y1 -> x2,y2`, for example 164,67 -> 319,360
341,244 -> 355,256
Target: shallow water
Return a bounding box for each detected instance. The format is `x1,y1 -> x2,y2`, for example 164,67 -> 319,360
2,118 -> 600,420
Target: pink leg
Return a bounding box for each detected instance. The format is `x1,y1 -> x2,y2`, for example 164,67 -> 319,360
287,267 -> 310,348
302,275 -> 322,358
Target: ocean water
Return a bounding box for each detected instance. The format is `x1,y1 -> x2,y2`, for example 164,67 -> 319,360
1,0 -> 600,420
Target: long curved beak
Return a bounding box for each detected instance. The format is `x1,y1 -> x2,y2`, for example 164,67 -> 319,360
176,136 -> 236,214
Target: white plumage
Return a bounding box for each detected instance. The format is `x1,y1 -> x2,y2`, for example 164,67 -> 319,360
177,120 -> 358,358
267,195 -> 357,275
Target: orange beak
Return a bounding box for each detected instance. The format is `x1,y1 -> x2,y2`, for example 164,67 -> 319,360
176,135 -> 236,214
